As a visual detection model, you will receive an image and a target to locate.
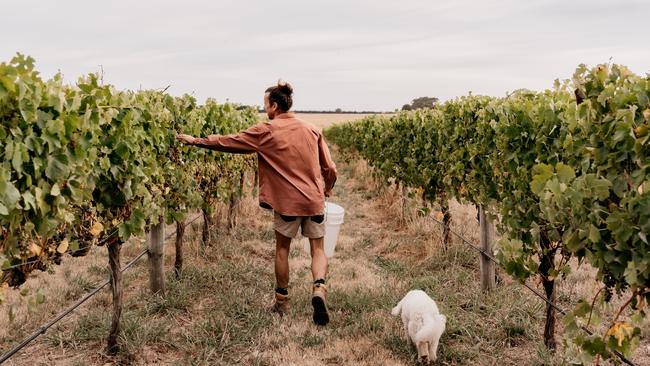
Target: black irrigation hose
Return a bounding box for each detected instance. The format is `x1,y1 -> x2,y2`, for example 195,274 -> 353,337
2,229 -> 120,271
0,214 -> 202,364
4,213 -> 201,271
3,246 -> 97,271
427,215 -> 635,366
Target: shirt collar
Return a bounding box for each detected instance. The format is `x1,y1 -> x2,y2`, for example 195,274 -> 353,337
274,112 -> 295,120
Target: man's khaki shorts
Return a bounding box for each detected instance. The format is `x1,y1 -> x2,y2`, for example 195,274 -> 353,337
274,212 -> 325,239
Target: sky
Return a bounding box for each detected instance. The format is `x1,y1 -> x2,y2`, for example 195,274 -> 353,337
2,0 -> 649,111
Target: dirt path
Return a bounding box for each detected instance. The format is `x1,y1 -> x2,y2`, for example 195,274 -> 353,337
254,157 -> 545,366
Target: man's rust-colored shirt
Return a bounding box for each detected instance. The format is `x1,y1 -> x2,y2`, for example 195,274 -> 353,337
192,112 -> 337,216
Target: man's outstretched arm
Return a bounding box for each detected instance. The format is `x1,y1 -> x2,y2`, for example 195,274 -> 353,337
177,123 -> 267,154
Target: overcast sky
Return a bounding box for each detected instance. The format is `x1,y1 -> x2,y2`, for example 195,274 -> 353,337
3,0 -> 649,111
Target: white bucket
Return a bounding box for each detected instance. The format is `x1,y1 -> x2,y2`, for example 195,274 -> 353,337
303,202 -> 345,258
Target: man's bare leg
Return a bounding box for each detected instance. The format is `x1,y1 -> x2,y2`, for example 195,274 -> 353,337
272,231 -> 292,315
310,237 -> 329,325
275,231 -> 292,289
309,237 -> 328,280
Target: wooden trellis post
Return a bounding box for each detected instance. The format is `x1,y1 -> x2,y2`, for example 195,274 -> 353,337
148,215 -> 165,295
479,205 -> 496,291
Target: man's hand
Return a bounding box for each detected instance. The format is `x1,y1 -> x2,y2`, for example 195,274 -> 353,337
176,134 -> 196,145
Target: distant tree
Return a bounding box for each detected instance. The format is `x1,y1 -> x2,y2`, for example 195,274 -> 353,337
411,96 -> 438,109
401,96 -> 438,111
335,108 -> 343,113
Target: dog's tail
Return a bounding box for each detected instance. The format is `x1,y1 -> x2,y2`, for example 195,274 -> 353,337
415,314 -> 447,343
391,300 -> 403,316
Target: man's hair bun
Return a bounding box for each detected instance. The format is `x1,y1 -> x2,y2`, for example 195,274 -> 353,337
277,79 -> 293,95
266,80 -> 293,112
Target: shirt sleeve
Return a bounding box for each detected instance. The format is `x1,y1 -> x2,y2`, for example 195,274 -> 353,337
192,123 -> 267,154
318,134 -> 338,194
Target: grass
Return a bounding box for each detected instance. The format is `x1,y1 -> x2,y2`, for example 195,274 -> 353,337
2,147 -> 649,365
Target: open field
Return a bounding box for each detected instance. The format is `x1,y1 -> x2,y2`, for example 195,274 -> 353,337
259,113 -> 388,130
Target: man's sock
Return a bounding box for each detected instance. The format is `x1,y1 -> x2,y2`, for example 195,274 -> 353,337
275,287 -> 288,296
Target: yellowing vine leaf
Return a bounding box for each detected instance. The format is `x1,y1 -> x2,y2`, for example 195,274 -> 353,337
28,243 -> 43,257
89,222 -> 104,237
56,238 -> 69,254
606,321 -> 634,347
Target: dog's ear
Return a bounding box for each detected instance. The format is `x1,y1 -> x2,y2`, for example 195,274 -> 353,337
391,301 -> 402,316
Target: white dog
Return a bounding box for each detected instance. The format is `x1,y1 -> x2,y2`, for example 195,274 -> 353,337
391,290 -> 446,364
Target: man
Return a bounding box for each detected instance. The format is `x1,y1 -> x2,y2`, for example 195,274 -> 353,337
176,81 -> 337,326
